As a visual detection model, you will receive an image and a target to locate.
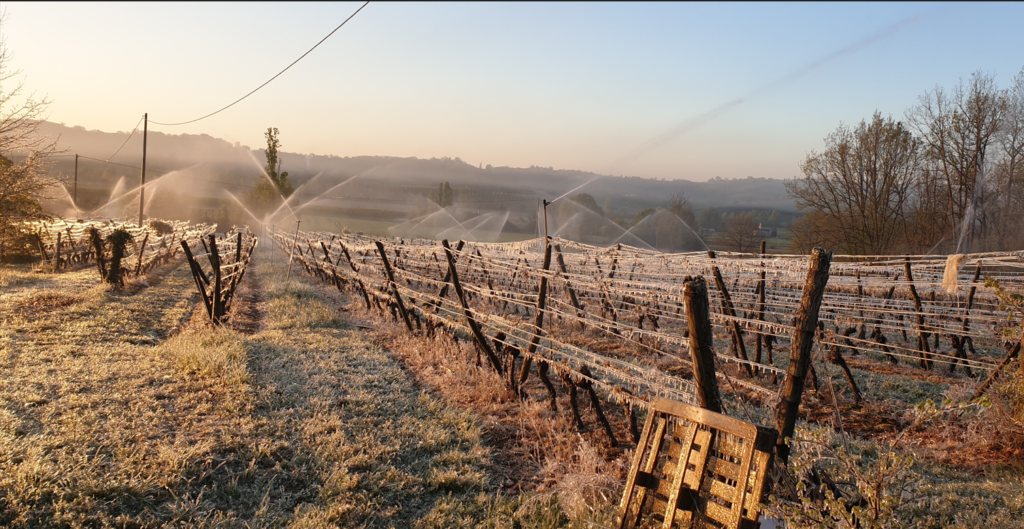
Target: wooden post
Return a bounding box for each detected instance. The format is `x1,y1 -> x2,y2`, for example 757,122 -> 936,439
209,234 -> 223,322
775,247 -> 832,464
336,241 -> 372,309
374,240 -> 414,332
755,240 -> 767,366
554,243 -> 585,330
134,232 -> 149,277
682,276 -> 723,413
903,257 -> 932,369
951,262 -> 982,375
35,233 -> 50,262
139,113 -> 147,227
73,154 -> 78,206
441,239 -> 504,374
436,240 -> 466,306
181,240 -> 213,319
857,271 -> 866,340
54,231 -> 62,270
519,241 -> 553,383
286,220 -> 301,280
711,265 -> 753,376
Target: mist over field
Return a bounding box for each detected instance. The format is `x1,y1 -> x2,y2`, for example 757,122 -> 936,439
37,121 -> 795,249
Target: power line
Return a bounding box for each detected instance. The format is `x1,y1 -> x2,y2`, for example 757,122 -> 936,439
105,115 -> 145,161
150,2 -> 370,127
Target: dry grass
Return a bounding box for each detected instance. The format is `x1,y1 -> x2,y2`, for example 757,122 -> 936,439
0,256 -> 536,527
346,291 -> 632,526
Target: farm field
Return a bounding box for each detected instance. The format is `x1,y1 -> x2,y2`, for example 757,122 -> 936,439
0,253 -> 589,527
2,220 -> 1024,527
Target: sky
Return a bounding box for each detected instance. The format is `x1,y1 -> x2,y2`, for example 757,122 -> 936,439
4,2 -> 1024,181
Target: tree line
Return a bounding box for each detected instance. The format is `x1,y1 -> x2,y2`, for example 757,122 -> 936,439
788,68 -> 1024,255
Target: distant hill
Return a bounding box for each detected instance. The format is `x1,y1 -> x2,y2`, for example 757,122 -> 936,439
37,121 -> 797,215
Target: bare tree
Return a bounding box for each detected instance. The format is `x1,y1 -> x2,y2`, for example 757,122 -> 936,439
906,71 -> 1005,252
786,112 -> 920,255
723,213 -> 759,253
0,12 -> 63,259
992,67 -> 1024,249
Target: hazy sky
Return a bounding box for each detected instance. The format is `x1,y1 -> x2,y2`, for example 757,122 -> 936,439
5,2 -> 1024,181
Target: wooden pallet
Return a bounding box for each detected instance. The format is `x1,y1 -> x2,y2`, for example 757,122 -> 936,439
617,398 -> 777,529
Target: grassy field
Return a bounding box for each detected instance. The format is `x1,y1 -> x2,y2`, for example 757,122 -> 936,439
0,255 -> 585,527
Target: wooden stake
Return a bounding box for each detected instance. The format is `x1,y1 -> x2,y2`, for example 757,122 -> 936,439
712,265 -> 753,376
375,240 -> 414,332
519,240 -> 553,383
554,243 -> 585,329
682,276 -> 723,413
904,257 -> 932,369
441,239 -> 503,374
951,262 -> 982,376
775,247 -> 832,464
209,234 -> 223,322
755,241 -> 767,366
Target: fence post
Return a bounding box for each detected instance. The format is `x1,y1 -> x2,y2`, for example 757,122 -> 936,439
435,240 -> 466,309
441,239 -> 504,374
711,265 -> 753,376
134,232 -> 149,277
554,243 -> 585,330
755,241 -> 767,366
180,240 -> 213,319
209,234 -> 223,323
775,247 -> 832,464
951,262 -> 982,375
519,240 -> 553,383
903,257 -> 932,369
682,276 -> 723,413
375,240 -> 414,332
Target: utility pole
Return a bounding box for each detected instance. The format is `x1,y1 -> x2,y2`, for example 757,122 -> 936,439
543,199 -> 549,240
139,113 -> 148,227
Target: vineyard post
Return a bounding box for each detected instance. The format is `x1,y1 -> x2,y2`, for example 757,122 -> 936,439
441,239 -> 504,374
435,239 -> 466,311
134,232 -> 149,276
682,276 -> 723,413
857,271 -> 866,339
209,234 -> 223,322
775,247 -> 832,464
54,231 -> 62,271
711,265 -> 753,376
139,113 -> 147,227
34,233 -> 49,262
338,241 -> 372,309
375,240 -> 414,332
903,257 -> 933,369
755,240 -> 767,367
519,240 -> 553,384
554,243 -> 585,329
180,240 -> 213,318
286,220 -> 300,280
228,232 -> 242,294
951,262 -> 982,375
73,154 -> 78,205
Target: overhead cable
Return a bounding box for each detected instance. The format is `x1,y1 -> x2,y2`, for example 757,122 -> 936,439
150,2 -> 369,126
